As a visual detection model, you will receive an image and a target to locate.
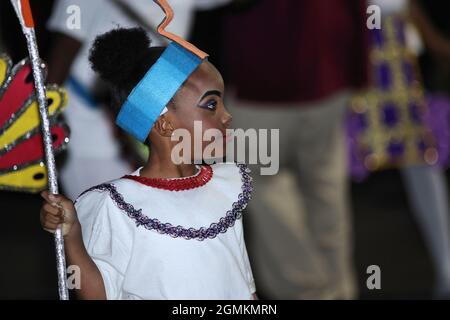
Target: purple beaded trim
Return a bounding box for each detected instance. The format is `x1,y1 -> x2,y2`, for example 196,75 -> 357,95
78,163 -> 253,241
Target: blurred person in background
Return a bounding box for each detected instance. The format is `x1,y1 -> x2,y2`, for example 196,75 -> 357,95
347,0 -> 450,298
407,0 -> 450,298
225,0 -> 369,299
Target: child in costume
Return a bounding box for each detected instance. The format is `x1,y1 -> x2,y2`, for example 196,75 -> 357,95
39,2 -> 256,300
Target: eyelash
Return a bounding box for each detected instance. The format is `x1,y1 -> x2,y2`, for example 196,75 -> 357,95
200,99 -> 218,111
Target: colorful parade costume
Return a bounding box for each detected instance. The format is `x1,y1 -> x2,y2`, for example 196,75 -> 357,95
73,0 -> 256,299
0,54 -> 69,193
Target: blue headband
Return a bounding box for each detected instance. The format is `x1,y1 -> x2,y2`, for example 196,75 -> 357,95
116,42 -> 203,142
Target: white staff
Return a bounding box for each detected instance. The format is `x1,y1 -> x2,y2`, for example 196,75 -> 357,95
10,0 -> 69,300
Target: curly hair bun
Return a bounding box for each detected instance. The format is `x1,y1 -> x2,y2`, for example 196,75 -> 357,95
89,27 -> 151,87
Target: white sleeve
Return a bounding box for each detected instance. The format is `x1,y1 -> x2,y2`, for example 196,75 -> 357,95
75,190 -> 132,300
47,0 -> 100,42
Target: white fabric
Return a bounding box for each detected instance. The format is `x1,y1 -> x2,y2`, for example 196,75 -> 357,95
58,85 -> 131,200
75,162 -> 256,300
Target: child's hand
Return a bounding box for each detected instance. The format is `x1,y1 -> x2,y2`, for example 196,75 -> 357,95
40,191 -> 78,237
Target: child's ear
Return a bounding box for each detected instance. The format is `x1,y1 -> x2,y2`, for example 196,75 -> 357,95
154,115 -> 174,138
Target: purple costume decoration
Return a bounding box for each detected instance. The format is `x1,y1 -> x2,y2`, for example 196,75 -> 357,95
346,14 -> 450,181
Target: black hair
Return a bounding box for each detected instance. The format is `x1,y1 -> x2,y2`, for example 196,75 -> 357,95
89,27 -> 166,145
89,27 -> 166,114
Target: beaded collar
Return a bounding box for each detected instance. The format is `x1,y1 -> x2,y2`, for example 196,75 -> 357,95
122,165 -> 213,192
77,164 -> 253,241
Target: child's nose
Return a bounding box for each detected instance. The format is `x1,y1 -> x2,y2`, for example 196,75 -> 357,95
222,112 -> 232,128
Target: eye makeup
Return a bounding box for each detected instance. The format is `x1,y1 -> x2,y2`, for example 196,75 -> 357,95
197,90 -> 222,111
198,99 -> 218,111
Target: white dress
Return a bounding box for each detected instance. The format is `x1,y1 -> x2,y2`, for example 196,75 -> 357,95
75,162 -> 256,300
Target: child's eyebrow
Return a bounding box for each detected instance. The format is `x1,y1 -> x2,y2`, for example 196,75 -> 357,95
199,90 -> 222,101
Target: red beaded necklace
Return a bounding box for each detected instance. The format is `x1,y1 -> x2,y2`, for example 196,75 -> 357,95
122,165 -> 213,192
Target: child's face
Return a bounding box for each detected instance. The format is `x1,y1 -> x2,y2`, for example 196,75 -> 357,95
168,61 -> 232,161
